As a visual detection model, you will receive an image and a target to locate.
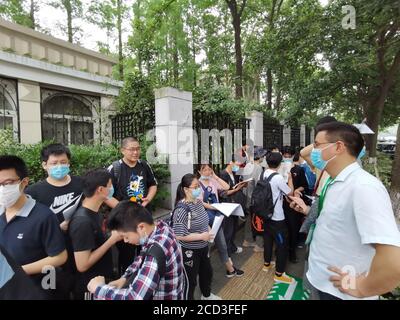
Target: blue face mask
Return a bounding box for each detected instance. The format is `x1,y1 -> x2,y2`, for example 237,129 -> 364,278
138,230 -> 148,246
310,144 -> 336,171
200,175 -> 210,180
107,186 -> 114,199
191,187 -> 202,199
283,158 -> 293,164
357,147 -> 366,160
232,165 -> 240,172
49,165 -> 70,180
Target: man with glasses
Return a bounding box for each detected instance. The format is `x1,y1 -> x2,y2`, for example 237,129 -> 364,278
0,155 -> 67,298
106,137 -> 158,275
292,122 -> 400,300
25,143 -> 83,299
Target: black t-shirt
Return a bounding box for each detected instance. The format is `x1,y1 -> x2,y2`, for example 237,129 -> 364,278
219,169 -> 246,209
0,200 -> 66,293
68,207 -> 113,297
0,245 -> 45,300
25,176 -> 83,223
107,159 -> 158,202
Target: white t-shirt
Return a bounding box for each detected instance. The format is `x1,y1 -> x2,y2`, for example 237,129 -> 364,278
307,162 -> 400,300
263,169 -> 291,221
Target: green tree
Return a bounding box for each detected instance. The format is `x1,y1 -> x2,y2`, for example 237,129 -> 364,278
0,0 -> 37,28
87,0 -> 129,79
48,0 -> 83,43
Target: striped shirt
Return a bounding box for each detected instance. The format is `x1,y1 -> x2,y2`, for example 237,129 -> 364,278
172,200 -> 209,249
94,221 -> 184,300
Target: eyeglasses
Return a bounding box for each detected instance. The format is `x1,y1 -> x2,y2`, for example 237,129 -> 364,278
313,141 -> 336,148
123,147 -> 141,153
0,179 -> 21,187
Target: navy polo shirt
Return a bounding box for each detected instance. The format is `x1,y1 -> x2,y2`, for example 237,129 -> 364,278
0,196 -> 66,267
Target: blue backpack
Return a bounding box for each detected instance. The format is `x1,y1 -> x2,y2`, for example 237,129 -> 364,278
199,181 -> 221,226
300,163 -> 316,192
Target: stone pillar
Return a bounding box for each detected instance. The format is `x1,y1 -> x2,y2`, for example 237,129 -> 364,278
154,87 -> 194,210
283,124 -> 291,147
18,80 -> 42,144
99,96 -> 116,145
310,128 -> 315,144
246,111 -> 263,147
300,124 -> 306,147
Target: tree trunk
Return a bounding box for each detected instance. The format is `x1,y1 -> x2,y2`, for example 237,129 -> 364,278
391,124 -> 400,192
390,125 -> 400,218
366,46 -> 400,157
66,3 -> 73,43
226,1 -> 245,99
172,31 -> 179,87
30,0 -> 35,29
117,0 -> 124,80
266,68 -> 272,109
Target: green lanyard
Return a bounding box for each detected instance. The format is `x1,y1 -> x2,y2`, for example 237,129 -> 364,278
305,177 -> 334,245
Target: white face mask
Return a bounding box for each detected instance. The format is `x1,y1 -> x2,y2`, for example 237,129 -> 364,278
0,183 -> 22,208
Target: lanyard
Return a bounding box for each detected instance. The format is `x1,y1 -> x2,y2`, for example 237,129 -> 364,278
306,176 -> 334,245
317,176 -> 334,216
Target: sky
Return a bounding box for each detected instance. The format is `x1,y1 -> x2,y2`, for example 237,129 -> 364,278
35,0 -> 132,52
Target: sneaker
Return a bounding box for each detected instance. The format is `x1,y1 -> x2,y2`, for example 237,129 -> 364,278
253,245 -> 264,253
226,267 -> 245,278
201,293 -> 222,300
274,272 -> 293,284
234,247 -> 243,254
242,240 -> 256,248
262,262 -> 275,272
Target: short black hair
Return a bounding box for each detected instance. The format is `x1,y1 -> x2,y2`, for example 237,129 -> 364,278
269,144 -> 280,152
82,168 -> 112,198
282,146 -> 294,156
266,152 -> 283,168
315,121 -> 364,157
41,143 -> 71,162
316,116 -> 337,127
0,155 -> 29,179
121,137 -> 139,148
293,152 -> 300,162
108,201 -> 154,232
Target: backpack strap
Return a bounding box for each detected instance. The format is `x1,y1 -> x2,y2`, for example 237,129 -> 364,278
123,243 -> 167,298
265,172 -> 279,183
112,159 -> 123,186
259,167 -> 266,181
140,243 -> 166,278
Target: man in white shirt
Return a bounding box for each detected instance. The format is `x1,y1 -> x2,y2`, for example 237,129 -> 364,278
306,121 -> 400,300
262,152 -> 294,284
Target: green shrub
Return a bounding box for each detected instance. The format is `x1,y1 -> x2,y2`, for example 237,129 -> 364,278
0,134 -> 170,210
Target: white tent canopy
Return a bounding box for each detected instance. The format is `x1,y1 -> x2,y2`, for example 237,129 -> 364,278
353,123 -> 375,134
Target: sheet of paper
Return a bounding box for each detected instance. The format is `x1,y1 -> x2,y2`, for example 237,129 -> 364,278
209,215 -> 224,243
211,202 -> 245,217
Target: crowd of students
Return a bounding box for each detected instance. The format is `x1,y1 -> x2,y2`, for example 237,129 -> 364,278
1,118 -> 400,300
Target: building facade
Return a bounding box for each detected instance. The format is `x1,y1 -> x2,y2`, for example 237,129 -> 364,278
0,18 -> 123,145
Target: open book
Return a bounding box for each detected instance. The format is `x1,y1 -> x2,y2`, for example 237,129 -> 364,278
233,177 -> 254,189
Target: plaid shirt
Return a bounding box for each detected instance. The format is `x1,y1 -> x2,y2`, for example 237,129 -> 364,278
94,221 -> 185,300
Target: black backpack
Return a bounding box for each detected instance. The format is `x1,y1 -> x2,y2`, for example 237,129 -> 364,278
250,171 -> 279,220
